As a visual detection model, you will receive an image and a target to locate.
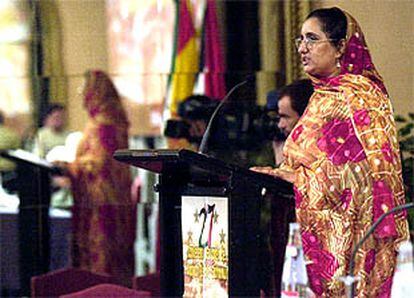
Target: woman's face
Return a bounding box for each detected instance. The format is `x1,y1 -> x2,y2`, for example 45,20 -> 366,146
298,17 -> 342,78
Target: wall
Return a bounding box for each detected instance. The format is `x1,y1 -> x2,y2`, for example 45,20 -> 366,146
57,0 -> 109,132
58,0 -> 413,132
317,0 -> 413,116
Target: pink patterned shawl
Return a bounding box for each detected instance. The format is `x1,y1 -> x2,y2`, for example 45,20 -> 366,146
280,8 -> 409,297
68,70 -> 135,284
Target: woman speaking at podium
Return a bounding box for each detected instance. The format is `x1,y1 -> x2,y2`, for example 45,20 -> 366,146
253,7 -> 409,297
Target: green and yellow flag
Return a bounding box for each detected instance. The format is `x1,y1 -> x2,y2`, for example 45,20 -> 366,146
168,0 -> 199,116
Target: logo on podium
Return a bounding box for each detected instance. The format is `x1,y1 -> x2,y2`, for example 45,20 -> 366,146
182,196 -> 229,297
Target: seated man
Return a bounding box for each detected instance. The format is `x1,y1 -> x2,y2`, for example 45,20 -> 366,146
33,104 -> 72,209
33,104 -> 69,158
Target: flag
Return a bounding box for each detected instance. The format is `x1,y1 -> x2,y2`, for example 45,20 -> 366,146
203,0 -> 226,100
168,0 -> 199,116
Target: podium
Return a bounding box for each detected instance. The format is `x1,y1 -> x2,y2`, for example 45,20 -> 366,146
114,149 -> 294,297
0,149 -> 61,296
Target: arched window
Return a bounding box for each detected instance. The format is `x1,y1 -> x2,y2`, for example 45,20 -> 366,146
106,0 -> 175,135
0,1 -> 31,117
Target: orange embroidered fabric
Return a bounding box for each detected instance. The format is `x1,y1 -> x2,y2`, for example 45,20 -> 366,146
279,10 -> 409,297
68,70 -> 135,283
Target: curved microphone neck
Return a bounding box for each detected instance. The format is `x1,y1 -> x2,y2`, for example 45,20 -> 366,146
348,202 -> 414,297
198,78 -> 251,155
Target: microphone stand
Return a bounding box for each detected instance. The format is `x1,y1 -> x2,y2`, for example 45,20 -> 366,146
198,78 -> 251,155
346,202 -> 414,298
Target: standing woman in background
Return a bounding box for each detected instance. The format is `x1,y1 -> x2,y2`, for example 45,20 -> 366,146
254,7 -> 409,297
67,70 -> 135,284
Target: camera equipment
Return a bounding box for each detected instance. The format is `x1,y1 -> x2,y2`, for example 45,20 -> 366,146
164,95 -> 218,144
178,95 -> 219,120
163,119 -> 192,140
209,101 -> 285,150
164,96 -> 285,150
199,78 -> 252,154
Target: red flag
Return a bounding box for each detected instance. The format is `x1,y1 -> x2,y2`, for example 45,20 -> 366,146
204,0 -> 226,100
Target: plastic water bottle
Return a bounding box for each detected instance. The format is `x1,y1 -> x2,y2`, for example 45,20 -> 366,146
391,240 -> 414,297
281,223 -> 312,298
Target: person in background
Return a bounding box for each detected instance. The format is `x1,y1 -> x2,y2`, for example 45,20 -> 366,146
260,80 -> 313,296
33,104 -> 69,158
267,79 -> 313,166
32,104 -> 74,208
0,111 -> 20,192
57,70 -> 135,284
253,7 -> 409,296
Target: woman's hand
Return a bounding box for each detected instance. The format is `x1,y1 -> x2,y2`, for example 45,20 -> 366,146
250,166 -> 275,175
274,168 -> 296,183
52,176 -> 71,188
250,166 -> 296,183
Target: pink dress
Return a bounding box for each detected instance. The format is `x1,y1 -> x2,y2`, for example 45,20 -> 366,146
69,70 -> 135,284
279,10 -> 409,297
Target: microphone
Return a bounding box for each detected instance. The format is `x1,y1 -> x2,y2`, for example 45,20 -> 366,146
198,76 -> 253,154
347,202 -> 414,298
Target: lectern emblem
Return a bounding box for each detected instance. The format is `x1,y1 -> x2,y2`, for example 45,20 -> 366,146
182,196 -> 228,297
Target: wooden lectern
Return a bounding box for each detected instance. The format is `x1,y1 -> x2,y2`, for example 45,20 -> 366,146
0,149 -> 61,296
114,149 -> 294,297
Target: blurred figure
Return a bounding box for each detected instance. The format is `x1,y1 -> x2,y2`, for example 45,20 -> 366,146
267,79 -> 313,166
32,104 -> 75,209
277,80 -> 312,136
257,80 -> 312,296
59,70 -> 135,284
33,104 -> 69,158
0,110 -> 21,192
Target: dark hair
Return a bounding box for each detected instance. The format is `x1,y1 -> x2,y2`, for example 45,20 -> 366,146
42,104 -> 65,124
0,111 -> 4,124
278,79 -> 314,116
307,7 -> 347,47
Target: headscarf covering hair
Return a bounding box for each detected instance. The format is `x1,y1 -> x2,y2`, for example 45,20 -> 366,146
310,8 -> 388,96
339,10 -> 387,95
69,69 -> 134,281
84,70 -> 129,127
